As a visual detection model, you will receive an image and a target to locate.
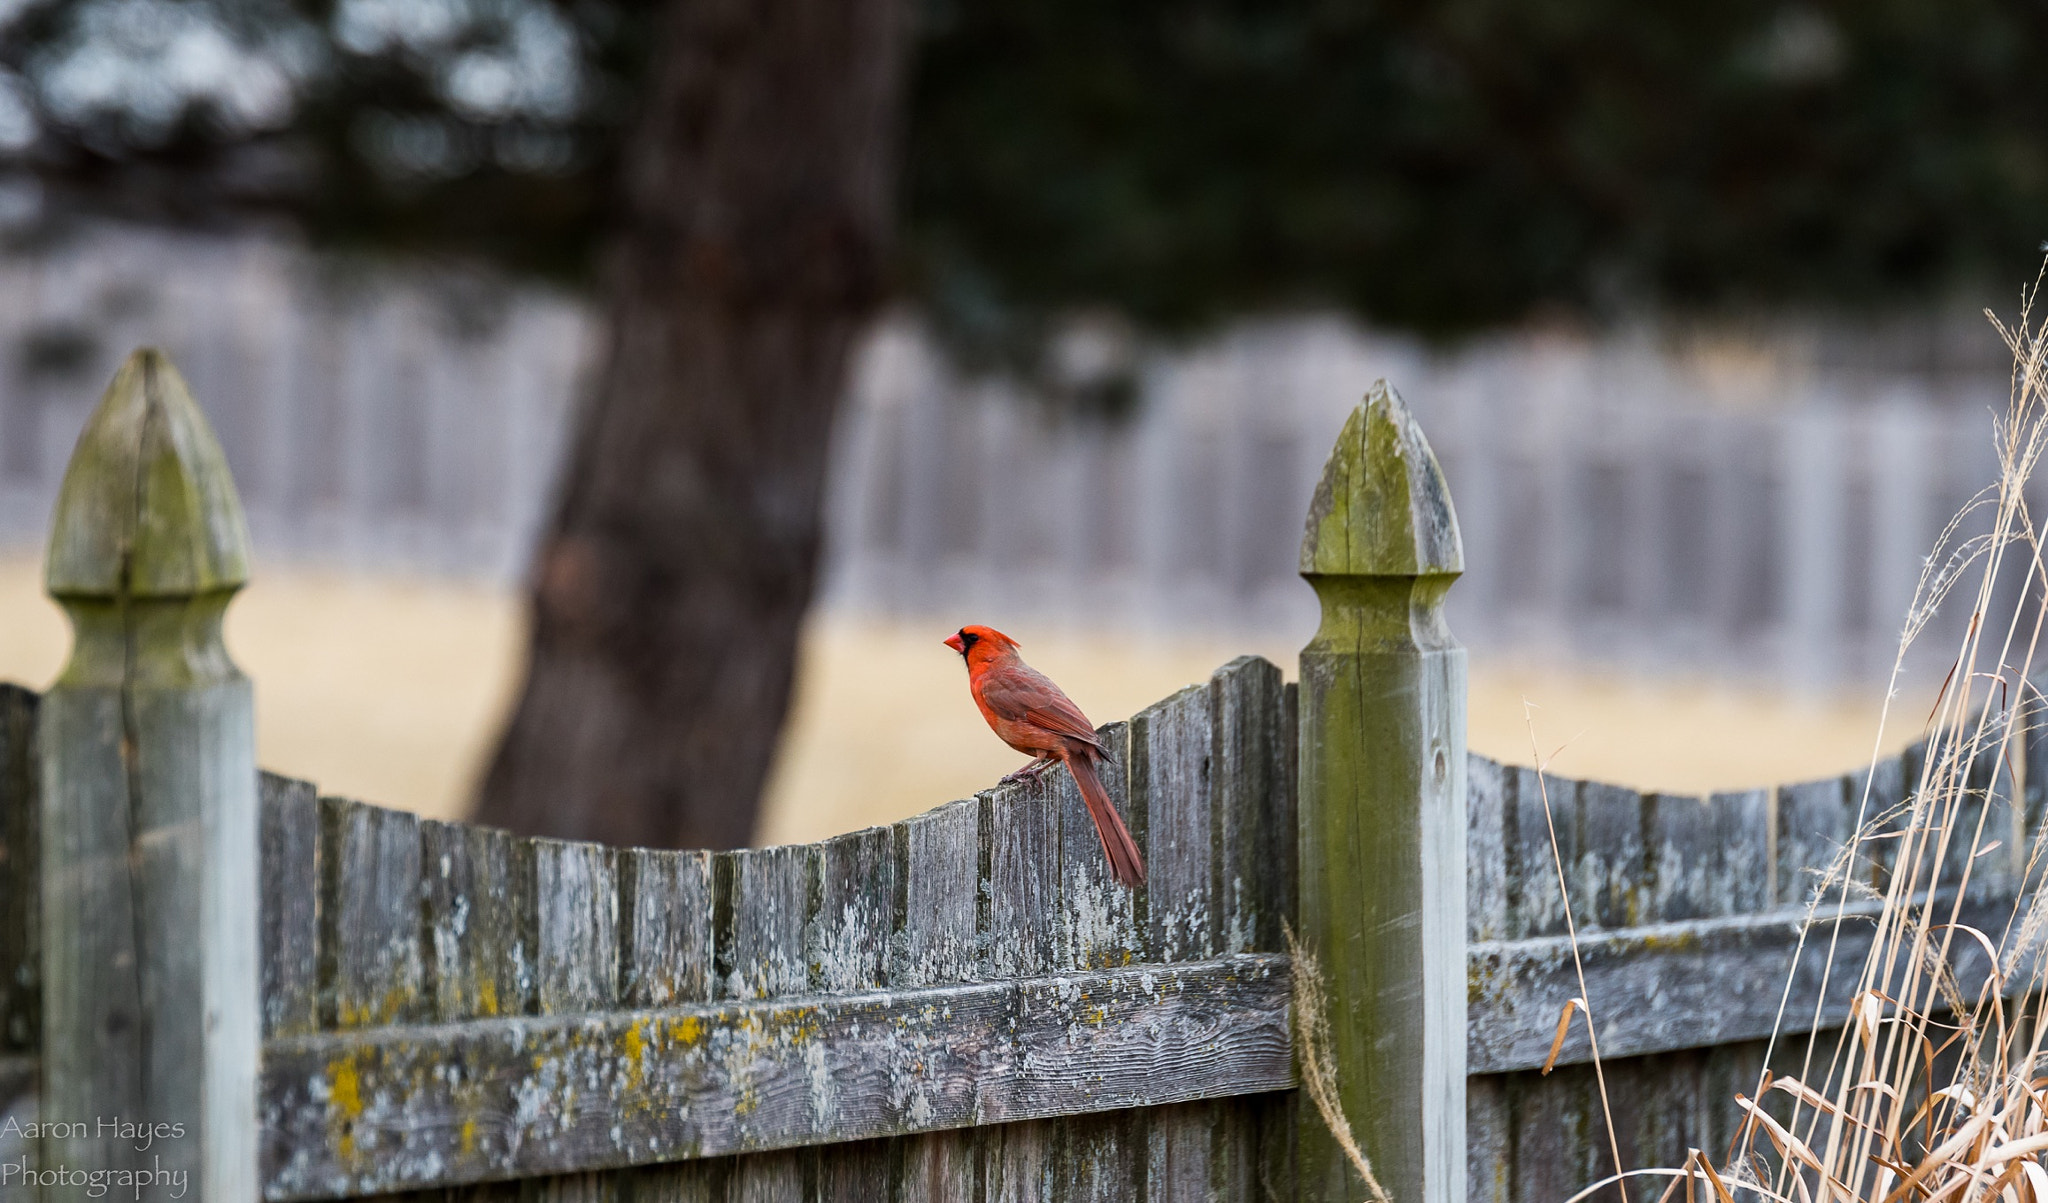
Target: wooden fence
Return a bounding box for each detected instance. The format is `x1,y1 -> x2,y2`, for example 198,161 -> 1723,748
0,346 -> 2027,1201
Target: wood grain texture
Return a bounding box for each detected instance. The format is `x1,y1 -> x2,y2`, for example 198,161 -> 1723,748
1057,721 -> 1140,972
259,954 -> 1292,1199
534,837 -> 620,1013
984,1118 -> 1055,1203
898,1128 -> 977,1203
321,796 -> 427,1029
808,831 -> 895,1203
422,818 -> 534,1021
1134,685 -> 1215,963
261,772 -> 321,1038
815,1137 -> 889,1201
1643,788 -> 1771,923
39,347 -> 261,1199
1467,754 -> 1511,944
717,845 -> 810,1001
811,826 -> 894,992
895,799 -> 979,988
620,847 -> 714,1008
0,685 -> 37,1054
1146,1101 -> 1212,1203
1296,382 -> 1467,1203
1211,656 -> 1293,957
1058,1111 -> 1139,1201
1467,890 -> 2016,1072
1574,780 -> 1646,931
890,801 -> 981,1203
1506,764 -> 1567,940
985,779 -> 1057,980
1775,774 -> 1850,909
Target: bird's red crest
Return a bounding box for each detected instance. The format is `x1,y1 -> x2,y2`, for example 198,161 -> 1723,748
943,624 -> 1019,660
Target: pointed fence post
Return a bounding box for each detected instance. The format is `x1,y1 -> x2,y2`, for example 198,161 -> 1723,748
39,349 -> 259,1198
1297,381 -> 1467,1203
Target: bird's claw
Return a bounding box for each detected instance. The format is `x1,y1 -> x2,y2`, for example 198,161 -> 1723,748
1000,760 -> 1057,786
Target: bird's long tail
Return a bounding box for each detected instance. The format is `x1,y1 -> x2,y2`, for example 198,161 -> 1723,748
1066,754 -> 1147,888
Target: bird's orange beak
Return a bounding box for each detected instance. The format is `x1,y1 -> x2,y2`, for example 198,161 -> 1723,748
943,632 -> 965,653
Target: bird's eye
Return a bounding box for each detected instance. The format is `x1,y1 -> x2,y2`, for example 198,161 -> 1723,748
959,631 -> 978,650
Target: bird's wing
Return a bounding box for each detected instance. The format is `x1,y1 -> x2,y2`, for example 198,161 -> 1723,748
976,664 -> 1105,751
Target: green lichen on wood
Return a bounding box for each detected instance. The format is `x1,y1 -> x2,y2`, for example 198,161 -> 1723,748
45,347 -> 251,600
1300,379 -> 1461,580
1296,381 -> 1468,1203
38,346 -> 261,1197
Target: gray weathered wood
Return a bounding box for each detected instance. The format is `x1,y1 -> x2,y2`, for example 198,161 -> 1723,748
1776,774 -> 1850,908
984,1119 -> 1055,1203
1575,780 -> 1645,930
1059,1111 -> 1139,1201
892,799 -> 981,1202
816,1138 -> 889,1201
39,348 -> 261,1199
985,780 -> 1057,979
1296,381 -> 1467,1203
620,847 -> 714,1008
811,826 -> 895,992
1466,754 -> 1511,943
623,1159 -> 727,1201
0,685 -> 37,1054
1467,1076 -> 1511,1203
808,830 -> 895,1201
1058,721 -> 1141,971
1146,1101 -> 1212,1202
1507,764 -> 1566,939
261,772 -> 321,1038
1135,686 -> 1215,963
534,837 -> 619,1013
899,1128 -> 977,1203
732,1149 -> 805,1202
321,796 -> 427,1028
1644,788 -> 1771,923
895,799 -> 980,987
422,818 -> 534,1021
259,954 -> 1292,1199
1211,656 -> 1292,955
1466,889 -> 2016,1072
716,845 -> 810,1001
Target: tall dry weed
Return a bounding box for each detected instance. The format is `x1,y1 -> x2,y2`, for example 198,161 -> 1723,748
1559,269 -> 2048,1203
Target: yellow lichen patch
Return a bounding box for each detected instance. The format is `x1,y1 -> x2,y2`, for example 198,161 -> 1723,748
327,1055 -> 365,1161
460,1117 -> 477,1156
1635,927 -> 1700,953
666,1014 -> 705,1047
1086,1007 -> 1106,1025
328,1056 -> 364,1118
477,978 -> 500,1018
618,1020 -> 649,1093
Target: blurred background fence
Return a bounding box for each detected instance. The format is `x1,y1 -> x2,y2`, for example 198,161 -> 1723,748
0,225 -> 2014,692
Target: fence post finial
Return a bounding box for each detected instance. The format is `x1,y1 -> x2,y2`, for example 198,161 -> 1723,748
1296,380 -> 1467,1203
40,348 -> 259,1199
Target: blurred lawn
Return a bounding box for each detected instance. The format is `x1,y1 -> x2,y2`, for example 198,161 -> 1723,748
0,557 -> 1923,844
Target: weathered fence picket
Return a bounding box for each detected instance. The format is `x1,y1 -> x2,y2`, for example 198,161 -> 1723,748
2,346 -> 2028,1203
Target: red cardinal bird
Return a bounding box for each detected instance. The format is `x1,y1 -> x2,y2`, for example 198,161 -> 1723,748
943,625 -> 1146,888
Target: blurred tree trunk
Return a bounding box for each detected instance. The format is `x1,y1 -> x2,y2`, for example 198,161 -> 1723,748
473,0 -> 907,849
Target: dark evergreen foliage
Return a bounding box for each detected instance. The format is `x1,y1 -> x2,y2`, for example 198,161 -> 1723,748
5,0 -> 2044,343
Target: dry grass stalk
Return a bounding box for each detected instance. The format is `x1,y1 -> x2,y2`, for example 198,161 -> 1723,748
1285,920 -> 1394,1203
1555,269 -> 2048,1203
